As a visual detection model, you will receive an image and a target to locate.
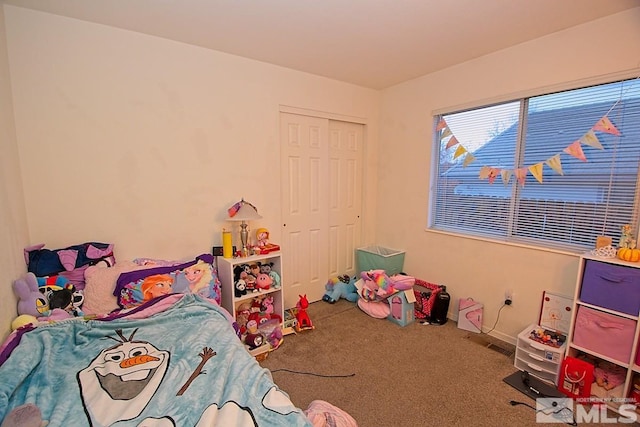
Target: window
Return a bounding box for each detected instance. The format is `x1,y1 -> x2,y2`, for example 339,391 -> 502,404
430,78 -> 640,252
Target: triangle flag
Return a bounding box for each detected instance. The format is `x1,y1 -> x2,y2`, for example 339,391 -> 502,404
440,127 -> 452,140
479,166 -> 491,179
593,116 -> 621,136
563,140 -> 587,162
515,168 -> 527,187
449,136 -> 462,151
488,168 -> 500,184
436,118 -> 448,132
528,162 -> 544,184
500,169 -> 512,186
463,153 -> 476,167
545,154 -> 564,175
580,130 -> 604,149
453,144 -> 467,159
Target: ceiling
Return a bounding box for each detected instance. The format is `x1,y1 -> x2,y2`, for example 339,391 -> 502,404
3,0 -> 639,89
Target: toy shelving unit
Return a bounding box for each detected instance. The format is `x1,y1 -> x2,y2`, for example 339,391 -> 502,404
217,252 -> 285,358
565,254 -> 640,415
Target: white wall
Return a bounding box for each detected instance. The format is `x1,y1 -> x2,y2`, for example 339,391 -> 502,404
378,8 -> 640,342
3,6 -> 380,260
0,6 -> 29,340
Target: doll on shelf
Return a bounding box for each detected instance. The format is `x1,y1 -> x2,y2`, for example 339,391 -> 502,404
255,228 -> 280,254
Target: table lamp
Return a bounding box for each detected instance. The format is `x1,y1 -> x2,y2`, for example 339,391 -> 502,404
228,198 -> 262,256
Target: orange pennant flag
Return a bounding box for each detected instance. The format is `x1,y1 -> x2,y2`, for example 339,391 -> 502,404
446,135 -> 460,150
488,168 -> 500,184
580,130 -> 603,150
453,144 -> 467,159
545,154 -> 564,175
592,116 -> 621,136
528,162 -> 544,184
500,169 -> 512,186
479,166 -> 491,179
515,168 -> 527,187
563,140 -> 587,162
462,153 -> 476,168
436,118 -> 447,132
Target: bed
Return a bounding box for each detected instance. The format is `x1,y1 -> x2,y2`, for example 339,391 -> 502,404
0,293 -> 317,426
0,247 -> 356,427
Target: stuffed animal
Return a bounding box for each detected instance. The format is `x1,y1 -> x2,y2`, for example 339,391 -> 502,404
255,273 -> 273,290
234,279 -> 247,297
11,314 -> 37,331
360,269 -> 396,300
13,273 -> 48,317
322,275 -> 359,304
295,294 -> 314,331
260,262 -> 281,289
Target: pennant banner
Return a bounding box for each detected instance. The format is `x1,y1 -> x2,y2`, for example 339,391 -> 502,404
580,130 -> 603,150
593,116 -> 621,136
563,140 -> 587,162
440,109 -> 624,185
463,153 -> 476,168
545,154 -> 564,175
528,162 -> 544,184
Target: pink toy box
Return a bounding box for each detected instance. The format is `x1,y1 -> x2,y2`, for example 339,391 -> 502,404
573,306 -> 635,364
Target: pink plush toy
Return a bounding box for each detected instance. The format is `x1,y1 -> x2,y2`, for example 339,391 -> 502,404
255,273 -> 273,290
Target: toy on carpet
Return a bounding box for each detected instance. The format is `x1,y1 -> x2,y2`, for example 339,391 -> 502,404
322,275 -> 359,304
295,294 -> 314,331
0,403 -> 48,427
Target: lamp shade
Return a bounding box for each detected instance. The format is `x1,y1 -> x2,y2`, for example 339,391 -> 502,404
228,199 -> 262,221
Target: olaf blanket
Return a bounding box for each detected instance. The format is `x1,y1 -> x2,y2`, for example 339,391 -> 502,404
0,294 -> 311,427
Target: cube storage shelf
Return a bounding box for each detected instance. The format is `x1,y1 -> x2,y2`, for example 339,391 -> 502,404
565,254 -> 640,412
217,252 -> 285,357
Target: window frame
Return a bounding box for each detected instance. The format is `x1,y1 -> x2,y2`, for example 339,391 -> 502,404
428,77 -> 640,254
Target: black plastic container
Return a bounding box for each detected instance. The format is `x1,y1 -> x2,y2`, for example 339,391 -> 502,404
430,285 -> 450,325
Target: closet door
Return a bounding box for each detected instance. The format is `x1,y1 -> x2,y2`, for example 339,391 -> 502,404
280,112 -> 364,308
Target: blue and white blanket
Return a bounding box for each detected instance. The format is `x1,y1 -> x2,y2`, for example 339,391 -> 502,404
0,294 -> 311,427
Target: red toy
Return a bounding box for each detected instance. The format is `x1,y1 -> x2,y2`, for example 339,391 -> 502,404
295,294 -> 314,331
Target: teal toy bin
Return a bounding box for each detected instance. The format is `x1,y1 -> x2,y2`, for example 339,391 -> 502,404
356,245 -> 405,275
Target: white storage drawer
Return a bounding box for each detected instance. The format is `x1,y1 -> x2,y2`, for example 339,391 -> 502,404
514,324 -> 565,385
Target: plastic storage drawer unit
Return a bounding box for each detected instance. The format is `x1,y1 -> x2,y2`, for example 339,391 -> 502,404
580,260 -> 640,316
572,306 -> 635,364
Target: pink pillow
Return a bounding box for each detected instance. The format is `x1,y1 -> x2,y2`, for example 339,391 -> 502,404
82,261 -> 154,315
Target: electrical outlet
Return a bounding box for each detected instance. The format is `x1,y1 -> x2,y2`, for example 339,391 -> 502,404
505,289 -> 513,305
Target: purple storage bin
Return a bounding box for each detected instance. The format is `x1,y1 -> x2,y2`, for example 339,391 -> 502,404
579,260 -> 640,316
573,306 -> 635,363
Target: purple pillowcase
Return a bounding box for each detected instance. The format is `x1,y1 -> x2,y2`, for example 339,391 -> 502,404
114,254 -> 220,309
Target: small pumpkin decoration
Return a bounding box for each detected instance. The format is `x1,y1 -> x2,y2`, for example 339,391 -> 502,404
617,224 -> 640,261
618,247 -> 640,262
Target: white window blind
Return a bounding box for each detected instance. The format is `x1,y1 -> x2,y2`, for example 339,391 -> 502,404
430,78 -> 640,252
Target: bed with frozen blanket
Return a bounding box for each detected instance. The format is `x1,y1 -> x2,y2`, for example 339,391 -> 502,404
0,294 -> 313,426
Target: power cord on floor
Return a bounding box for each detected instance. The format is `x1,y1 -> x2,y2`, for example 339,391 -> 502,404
270,368 -> 355,378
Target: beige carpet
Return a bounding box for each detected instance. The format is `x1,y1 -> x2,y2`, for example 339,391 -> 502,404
260,299 -> 608,427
